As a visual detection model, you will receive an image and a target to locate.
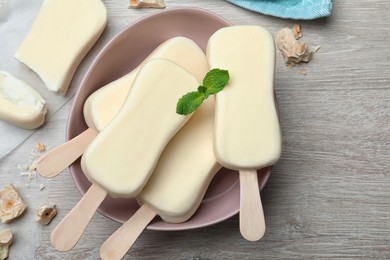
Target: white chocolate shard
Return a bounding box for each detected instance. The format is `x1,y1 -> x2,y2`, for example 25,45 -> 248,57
0,229 -> 13,260
0,71 -> 47,129
276,27 -> 318,66
129,0 -> 165,9
15,0 -> 107,95
0,184 -> 27,223
36,203 -> 57,225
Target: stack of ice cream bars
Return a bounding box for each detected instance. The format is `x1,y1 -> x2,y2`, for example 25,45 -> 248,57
37,26 -> 282,259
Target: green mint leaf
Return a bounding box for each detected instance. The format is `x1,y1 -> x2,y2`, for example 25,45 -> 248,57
197,86 -> 210,98
176,91 -> 206,115
176,68 -> 230,115
202,68 -> 230,95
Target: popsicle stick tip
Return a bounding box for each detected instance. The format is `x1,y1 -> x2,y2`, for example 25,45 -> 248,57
50,231 -> 74,252
36,156 -> 57,178
239,170 -> 266,242
36,128 -> 97,178
50,184 -> 107,252
100,248 -> 121,260
100,204 -> 156,260
240,224 -> 266,242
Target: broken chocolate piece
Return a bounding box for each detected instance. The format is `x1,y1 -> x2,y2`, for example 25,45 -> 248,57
276,27 -> 318,66
129,0 -> 166,9
0,229 -> 13,260
36,203 -> 57,225
0,184 -> 27,223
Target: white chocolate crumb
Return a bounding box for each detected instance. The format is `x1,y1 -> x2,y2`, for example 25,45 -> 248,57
276,27 -> 318,66
19,143 -> 45,182
29,160 -> 37,172
0,184 -> 27,223
298,69 -> 307,75
314,45 -> 321,52
17,164 -> 28,172
20,171 -> 37,182
0,229 -> 13,260
39,184 -> 46,191
36,143 -> 45,153
36,203 -> 57,225
129,0 -> 165,9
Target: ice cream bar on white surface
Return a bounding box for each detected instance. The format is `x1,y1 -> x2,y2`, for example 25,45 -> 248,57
0,71 -> 47,129
81,59 -> 199,198
15,0 -> 107,95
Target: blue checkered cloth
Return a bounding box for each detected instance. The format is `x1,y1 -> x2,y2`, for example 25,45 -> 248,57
225,0 -> 332,20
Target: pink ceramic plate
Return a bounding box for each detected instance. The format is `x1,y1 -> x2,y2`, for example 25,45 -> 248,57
67,7 -> 272,231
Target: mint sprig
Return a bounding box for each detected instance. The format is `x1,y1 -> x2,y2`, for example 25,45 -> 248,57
176,69 -> 229,115
176,91 -> 206,115
202,68 -> 230,95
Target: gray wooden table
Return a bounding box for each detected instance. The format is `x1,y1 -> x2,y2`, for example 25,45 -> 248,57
1,0 -> 390,259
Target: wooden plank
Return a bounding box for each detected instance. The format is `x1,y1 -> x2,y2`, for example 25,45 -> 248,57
0,0 -> 390,259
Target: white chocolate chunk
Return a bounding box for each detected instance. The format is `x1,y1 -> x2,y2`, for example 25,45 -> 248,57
129,0 -> 166,9
36,203 -> 57,225
138,98 -> 220,223
0,71 -> 47,129
15,0 -> 107,95
276,27 -> 316,66
207,26 -> 282,170
81,59 -> 198,198
83,37 -> 208,132
0,229 -> 13,260
0,184 -> 27,223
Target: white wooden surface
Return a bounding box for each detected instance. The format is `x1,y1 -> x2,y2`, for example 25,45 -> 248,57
1,0 -> 390,259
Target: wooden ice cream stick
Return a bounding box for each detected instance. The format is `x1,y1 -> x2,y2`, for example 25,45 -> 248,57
100,204 -> 156,260
37,128 -> 97,178
239,170 -> 265,241
50,183 -> 107,251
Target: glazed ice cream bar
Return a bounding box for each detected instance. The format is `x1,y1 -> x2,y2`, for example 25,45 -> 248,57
0,71 -> 47,129
51,59 -> 199,252
37,36 -> 209,178
83,36 -> 208,132
15,0 -> 107,95
100,98 -> 220,259
81,59 -> 199,198
208,25 -> 281,170
207,25 -> 281,241
137,97 -> 220,223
